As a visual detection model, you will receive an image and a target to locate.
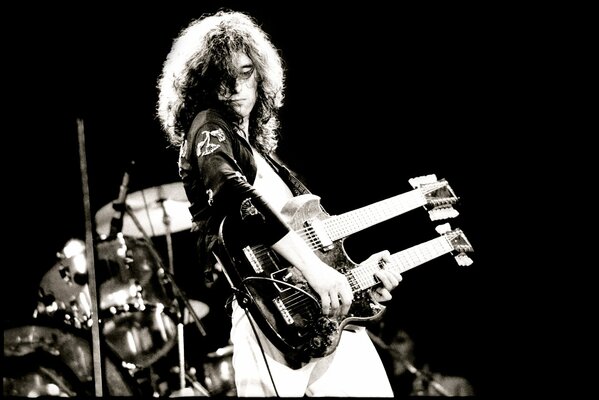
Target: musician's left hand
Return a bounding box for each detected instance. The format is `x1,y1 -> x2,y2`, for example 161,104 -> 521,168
364,250 -> 402,302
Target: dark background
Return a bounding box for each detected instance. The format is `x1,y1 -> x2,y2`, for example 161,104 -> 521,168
5,2 -> 559,397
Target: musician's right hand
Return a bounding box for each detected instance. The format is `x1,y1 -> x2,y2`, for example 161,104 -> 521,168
301,260 -> 353,317
271,231 -> 353,317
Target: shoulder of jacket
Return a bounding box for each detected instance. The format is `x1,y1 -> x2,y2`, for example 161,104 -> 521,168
190,109 -> 233,137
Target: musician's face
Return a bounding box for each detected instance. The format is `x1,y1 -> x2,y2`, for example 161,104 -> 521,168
218,52 -> 258,120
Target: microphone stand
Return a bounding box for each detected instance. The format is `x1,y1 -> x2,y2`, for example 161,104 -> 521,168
401,357 -> 451,397
124,202 -> 209,395
76,119 -> 103,396
124,203 -> 207,335
158,198 -> 185,392
366,329 -> 451,397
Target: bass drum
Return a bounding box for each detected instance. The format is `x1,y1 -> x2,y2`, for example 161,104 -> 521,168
3,320 -> 140,397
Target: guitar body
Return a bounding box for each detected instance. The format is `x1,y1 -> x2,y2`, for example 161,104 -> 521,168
217,194 -> 385,364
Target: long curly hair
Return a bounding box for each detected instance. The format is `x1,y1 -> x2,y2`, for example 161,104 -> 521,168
156,10 -> 285,155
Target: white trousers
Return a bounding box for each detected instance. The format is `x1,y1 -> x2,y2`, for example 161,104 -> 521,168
229,302 -> 393,397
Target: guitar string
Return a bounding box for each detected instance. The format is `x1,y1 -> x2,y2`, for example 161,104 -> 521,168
248,233 -> 320,258
249,225 -> 317,257
249,212 -> 381,258
251,244 -> 384,308
252,251 -> 369,315
249,238 -> 319,259
251,252 -> 315,312
247,211 -> 450,309
283,294 -> 314,311
245,187 -> 448,258
283,273 -> 368,315
248,238 -> 458,321
236,188 -> 457,330
251,246 -> 449,317
246,209 -> 389,256
247,208 -> 397,259
252,240 -> 426,298
250,249 -> 329,316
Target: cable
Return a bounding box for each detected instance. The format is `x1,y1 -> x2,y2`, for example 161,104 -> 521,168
243,306 -> 280,397
213,251 -> 281,396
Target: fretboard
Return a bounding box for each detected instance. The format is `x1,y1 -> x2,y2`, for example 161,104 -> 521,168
348,235 -> 453,291
323,190 -> 426,242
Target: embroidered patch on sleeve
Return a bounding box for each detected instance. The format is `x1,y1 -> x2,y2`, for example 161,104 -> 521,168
197,128 -> 226,157
240,198 -> 260,220
206,189 -> 214,206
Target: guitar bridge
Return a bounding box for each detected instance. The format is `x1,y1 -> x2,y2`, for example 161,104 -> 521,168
304,219 -> 334,251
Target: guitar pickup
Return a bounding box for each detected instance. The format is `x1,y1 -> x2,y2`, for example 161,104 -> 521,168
273,297 -> 294,325
243,246 -> 263,273
304,219 -> 334,251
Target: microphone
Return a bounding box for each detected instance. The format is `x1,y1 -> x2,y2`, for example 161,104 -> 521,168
109,161 -> 135,237
366,329 -> 451,396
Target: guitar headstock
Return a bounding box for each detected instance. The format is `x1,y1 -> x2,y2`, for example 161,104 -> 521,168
409,174 -> 459,221
435,223 -> 474,266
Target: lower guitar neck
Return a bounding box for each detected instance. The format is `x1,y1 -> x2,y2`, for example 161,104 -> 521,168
347,235 -> 454,292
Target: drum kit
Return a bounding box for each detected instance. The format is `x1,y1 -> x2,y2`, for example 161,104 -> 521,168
3,180 -> 236,397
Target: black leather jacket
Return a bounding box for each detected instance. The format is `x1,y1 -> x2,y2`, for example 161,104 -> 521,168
178,109 -> 293,278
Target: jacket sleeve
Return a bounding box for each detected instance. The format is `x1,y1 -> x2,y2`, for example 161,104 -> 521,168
191,123 -> 290,247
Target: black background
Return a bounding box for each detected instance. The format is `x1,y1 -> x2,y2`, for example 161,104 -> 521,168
5,2 -> 561,396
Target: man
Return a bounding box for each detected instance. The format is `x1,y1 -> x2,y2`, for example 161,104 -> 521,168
157,10 -> 402,396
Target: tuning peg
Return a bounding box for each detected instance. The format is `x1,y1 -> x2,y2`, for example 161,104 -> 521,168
435,223 -> 452,234
428,206 -> 459,221
409,174 -> 438,188
454,253 -> 473,266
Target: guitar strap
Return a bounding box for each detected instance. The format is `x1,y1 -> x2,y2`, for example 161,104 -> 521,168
265,155 -> 331,218
264,153 -> 312,197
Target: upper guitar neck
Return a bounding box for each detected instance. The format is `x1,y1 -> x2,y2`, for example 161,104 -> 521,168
324,190 -> 426,242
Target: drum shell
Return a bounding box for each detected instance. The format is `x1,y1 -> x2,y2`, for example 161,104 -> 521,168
36,235 -> 178,368
37,239 -> 93,329
3,320 -> 139,397
96,235 -> 177,368
203,345 -> 236,396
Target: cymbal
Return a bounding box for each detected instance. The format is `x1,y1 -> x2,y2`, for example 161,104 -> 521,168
183,299 -> 210,323
96,182 -> 192,238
